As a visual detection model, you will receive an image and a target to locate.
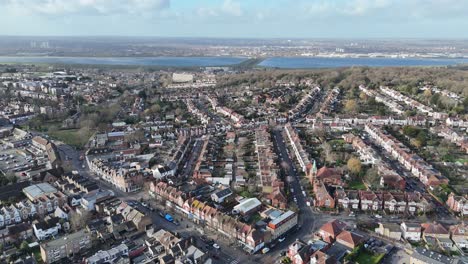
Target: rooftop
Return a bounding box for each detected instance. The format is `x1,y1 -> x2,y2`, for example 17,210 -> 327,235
23,183 -> 57,199
41,230 -> 88,249
411,247 -> 460,264
233,198 -> 262,214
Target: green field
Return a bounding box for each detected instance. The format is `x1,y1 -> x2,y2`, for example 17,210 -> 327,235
48,129 -> 94,148
348,179 -> 367,190
355,251 -> 385,264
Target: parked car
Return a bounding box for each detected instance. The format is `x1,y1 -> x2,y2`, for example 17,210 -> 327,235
165,214 -> 174,222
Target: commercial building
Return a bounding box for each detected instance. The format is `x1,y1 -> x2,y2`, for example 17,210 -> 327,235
266,210 -> 298,240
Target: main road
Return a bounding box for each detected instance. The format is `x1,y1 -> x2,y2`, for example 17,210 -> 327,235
47,135 -> 247,263
263,128 -> 321,263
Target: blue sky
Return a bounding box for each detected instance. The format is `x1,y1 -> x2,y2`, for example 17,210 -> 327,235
1,0 -> 467,38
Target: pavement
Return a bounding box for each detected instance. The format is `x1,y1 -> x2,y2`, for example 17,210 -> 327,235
37,127 -> 461,264
145,199 -> 254,264
46,135 -> 249,264
365,136 -> 455,222
179,138 -> 203,179
265,128 -> 321,263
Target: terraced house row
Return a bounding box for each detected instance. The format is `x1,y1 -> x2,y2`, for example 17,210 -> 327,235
365,123 -> 448,187
150,181 -> 298,253
1,183 -> 67,227
88,157 -> 147,192
284,123 -> 313,174
255,127 -> 284,194
379,86 -> 448,119
334,189 -> 433,214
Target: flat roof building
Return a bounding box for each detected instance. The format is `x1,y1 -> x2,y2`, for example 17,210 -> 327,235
233,198 -> 262,215
23,183 -> 58,200
40,230 -> 92,264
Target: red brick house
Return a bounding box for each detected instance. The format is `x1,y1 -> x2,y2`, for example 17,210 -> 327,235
318,220 -> 347,243
336,231 -> 365,249
314,167 -> 343,186
313,181 -> 335,208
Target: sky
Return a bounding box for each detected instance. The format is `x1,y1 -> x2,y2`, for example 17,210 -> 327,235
1,0 -> 467,38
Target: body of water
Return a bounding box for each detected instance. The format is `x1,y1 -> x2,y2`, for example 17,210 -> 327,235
0,56 -> 247,67
259,57 -> 468,68
1,56 -> 468,68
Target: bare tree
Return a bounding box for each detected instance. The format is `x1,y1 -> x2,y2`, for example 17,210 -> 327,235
70,210 -> 91,231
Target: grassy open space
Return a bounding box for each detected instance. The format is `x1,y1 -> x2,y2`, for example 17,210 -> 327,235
48,128 -> 94,148
355,251 -> 385,264
348,179 -> 367,190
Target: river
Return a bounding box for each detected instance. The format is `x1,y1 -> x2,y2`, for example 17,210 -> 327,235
1,56 -> 468,68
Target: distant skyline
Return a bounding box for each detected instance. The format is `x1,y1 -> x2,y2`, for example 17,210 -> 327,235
1,0 -> 468,39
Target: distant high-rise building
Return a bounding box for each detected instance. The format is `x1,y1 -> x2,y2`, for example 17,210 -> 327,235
40,41 -> 50,49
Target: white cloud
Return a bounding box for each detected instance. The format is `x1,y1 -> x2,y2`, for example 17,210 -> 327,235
306,0 -> 391,16
194,0 -> 244,19
197,7 -> 219,18
342,0 -> 390,16
222,0 -> 243,17
304,0 -> 468,19
2,0 -> 170,16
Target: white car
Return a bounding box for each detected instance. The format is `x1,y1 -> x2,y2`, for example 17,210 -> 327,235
278,237 -> 286,242
212,243 -> 220,249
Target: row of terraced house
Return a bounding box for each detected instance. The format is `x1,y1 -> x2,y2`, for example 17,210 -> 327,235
365,123 -> 448,187
150,181 -> 265,253
150,181 -> 298,253
1,183 -> 67,227
284,123 -> 313,174
88,157 -> 147,192
334,189 -> 433,214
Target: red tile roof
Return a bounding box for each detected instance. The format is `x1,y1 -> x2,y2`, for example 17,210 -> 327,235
320,219 -> 346,238
336,231 -> 365,248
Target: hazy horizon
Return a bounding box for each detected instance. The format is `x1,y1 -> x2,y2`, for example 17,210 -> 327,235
1,35 -> 468,41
